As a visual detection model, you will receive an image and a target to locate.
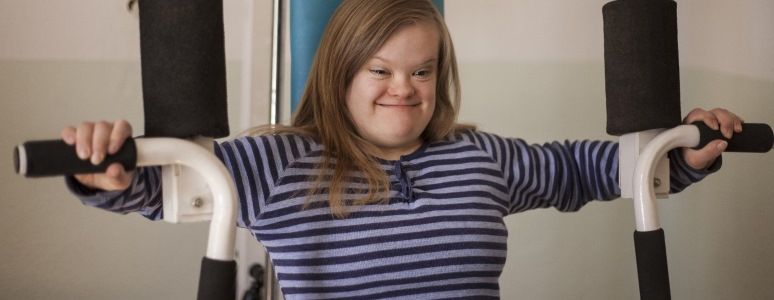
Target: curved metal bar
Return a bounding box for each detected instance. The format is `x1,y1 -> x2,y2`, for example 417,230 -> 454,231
633,125 -> 700,232
134,138 -> 237,260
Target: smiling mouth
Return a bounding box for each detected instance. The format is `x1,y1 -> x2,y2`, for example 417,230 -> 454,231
377,104 -> 420,107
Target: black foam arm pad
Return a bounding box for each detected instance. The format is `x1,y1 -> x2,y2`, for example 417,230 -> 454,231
634,229 -> 672,300
603,0 -> 682,136
14,138 -> 137,178
197,257 -> 236,300
139,0 -> 229,138
692,122 -> 773,153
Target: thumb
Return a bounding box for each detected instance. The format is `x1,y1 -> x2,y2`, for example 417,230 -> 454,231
105,163 -> 134,191
683,139 -> 727,170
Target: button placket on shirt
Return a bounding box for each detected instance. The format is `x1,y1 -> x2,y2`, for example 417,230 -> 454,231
392,160 -> 414,202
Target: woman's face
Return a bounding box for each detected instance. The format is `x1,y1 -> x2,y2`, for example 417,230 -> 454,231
345,22 -> 439,160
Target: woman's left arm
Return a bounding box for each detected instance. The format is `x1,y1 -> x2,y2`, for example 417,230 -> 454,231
494,107 -> 742,214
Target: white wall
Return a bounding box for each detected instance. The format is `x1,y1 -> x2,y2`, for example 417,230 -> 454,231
1,0 -> 771,299
0,0 -> 272,299
446,0 -> 773,299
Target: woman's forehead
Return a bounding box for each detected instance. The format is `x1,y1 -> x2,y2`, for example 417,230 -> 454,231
370,23 -> 440,64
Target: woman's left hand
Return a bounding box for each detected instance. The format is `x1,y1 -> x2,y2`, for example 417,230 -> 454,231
681,107 -> 744,170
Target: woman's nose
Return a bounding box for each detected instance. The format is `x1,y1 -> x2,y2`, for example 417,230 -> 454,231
388,76 -> 414,98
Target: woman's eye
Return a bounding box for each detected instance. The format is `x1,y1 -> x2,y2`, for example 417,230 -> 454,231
413,70 -> 432,79
413,70 -> 429,79
369,69 -> 389,77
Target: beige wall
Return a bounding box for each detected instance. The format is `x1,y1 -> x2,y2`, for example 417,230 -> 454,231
446,0 -> 774,299
0,0 -> 271,299
1,0 -> 772,299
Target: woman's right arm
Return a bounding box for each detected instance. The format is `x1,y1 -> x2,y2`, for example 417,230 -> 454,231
61,120 -> 298,226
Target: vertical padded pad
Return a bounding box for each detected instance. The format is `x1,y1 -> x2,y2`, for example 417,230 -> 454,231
603,0 -> 681,136
197,257 -> 236,300
139,0 -> 229,138
634,229 -> 672,299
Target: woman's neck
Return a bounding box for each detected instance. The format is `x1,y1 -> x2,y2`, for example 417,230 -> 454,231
370,140 -> 424,161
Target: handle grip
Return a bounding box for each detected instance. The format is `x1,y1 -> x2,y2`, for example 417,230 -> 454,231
692,122 -> 773,153
197,257 -> 236,300
634,229 -> 671,300
14,138 -> 137,177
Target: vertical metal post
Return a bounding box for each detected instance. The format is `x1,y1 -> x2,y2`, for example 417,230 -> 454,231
270,0 -> 284,125
265,0 -> 284,298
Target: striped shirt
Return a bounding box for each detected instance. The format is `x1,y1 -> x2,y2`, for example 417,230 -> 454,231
69,130 -> 714,299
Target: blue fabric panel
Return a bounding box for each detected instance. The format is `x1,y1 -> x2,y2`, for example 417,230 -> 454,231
289,0 -> 444,112
434,0 -> 445,14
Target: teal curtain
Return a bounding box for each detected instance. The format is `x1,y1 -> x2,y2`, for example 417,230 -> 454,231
289,0 -> 445,112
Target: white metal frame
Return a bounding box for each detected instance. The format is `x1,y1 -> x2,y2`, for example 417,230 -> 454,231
135,138 -> 238,260
632,125 -> 700,232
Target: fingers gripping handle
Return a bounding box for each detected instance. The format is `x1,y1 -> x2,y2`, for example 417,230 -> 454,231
14,138 -> 137,177
691,122 -> 773,153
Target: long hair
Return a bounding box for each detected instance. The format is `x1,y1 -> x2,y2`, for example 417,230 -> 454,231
251,0 -> 472,217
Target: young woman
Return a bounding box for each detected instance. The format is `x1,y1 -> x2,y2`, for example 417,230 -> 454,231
62,0 -> 742,298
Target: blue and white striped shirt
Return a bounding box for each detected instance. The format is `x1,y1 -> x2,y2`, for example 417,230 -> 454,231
70,130 -> 714,299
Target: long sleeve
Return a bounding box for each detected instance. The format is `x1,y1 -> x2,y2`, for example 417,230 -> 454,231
214,135 -> 308,228
66,166 -> 164,220
459,131 -> 719,214
65,134 -> 317,227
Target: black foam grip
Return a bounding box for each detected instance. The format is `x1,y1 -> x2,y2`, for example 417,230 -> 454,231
692,122 -> 773,153
634,229 -> 672,300
15,138 -> 137,178
603,0 -> 682,136
197,257 -> 236,300
139,0 -> 229,138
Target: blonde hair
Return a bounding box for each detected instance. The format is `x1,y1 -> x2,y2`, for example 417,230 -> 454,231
250,0 -> 473,217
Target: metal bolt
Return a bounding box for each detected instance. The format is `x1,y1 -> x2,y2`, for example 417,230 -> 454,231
192,197 -> 204,208
653,178 -> 662,188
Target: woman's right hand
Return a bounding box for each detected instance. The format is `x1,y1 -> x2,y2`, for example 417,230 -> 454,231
61,120 -> 135,191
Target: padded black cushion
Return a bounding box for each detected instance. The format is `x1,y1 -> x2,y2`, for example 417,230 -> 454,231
139,0 -> 229,138
603,0 -> 681,135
